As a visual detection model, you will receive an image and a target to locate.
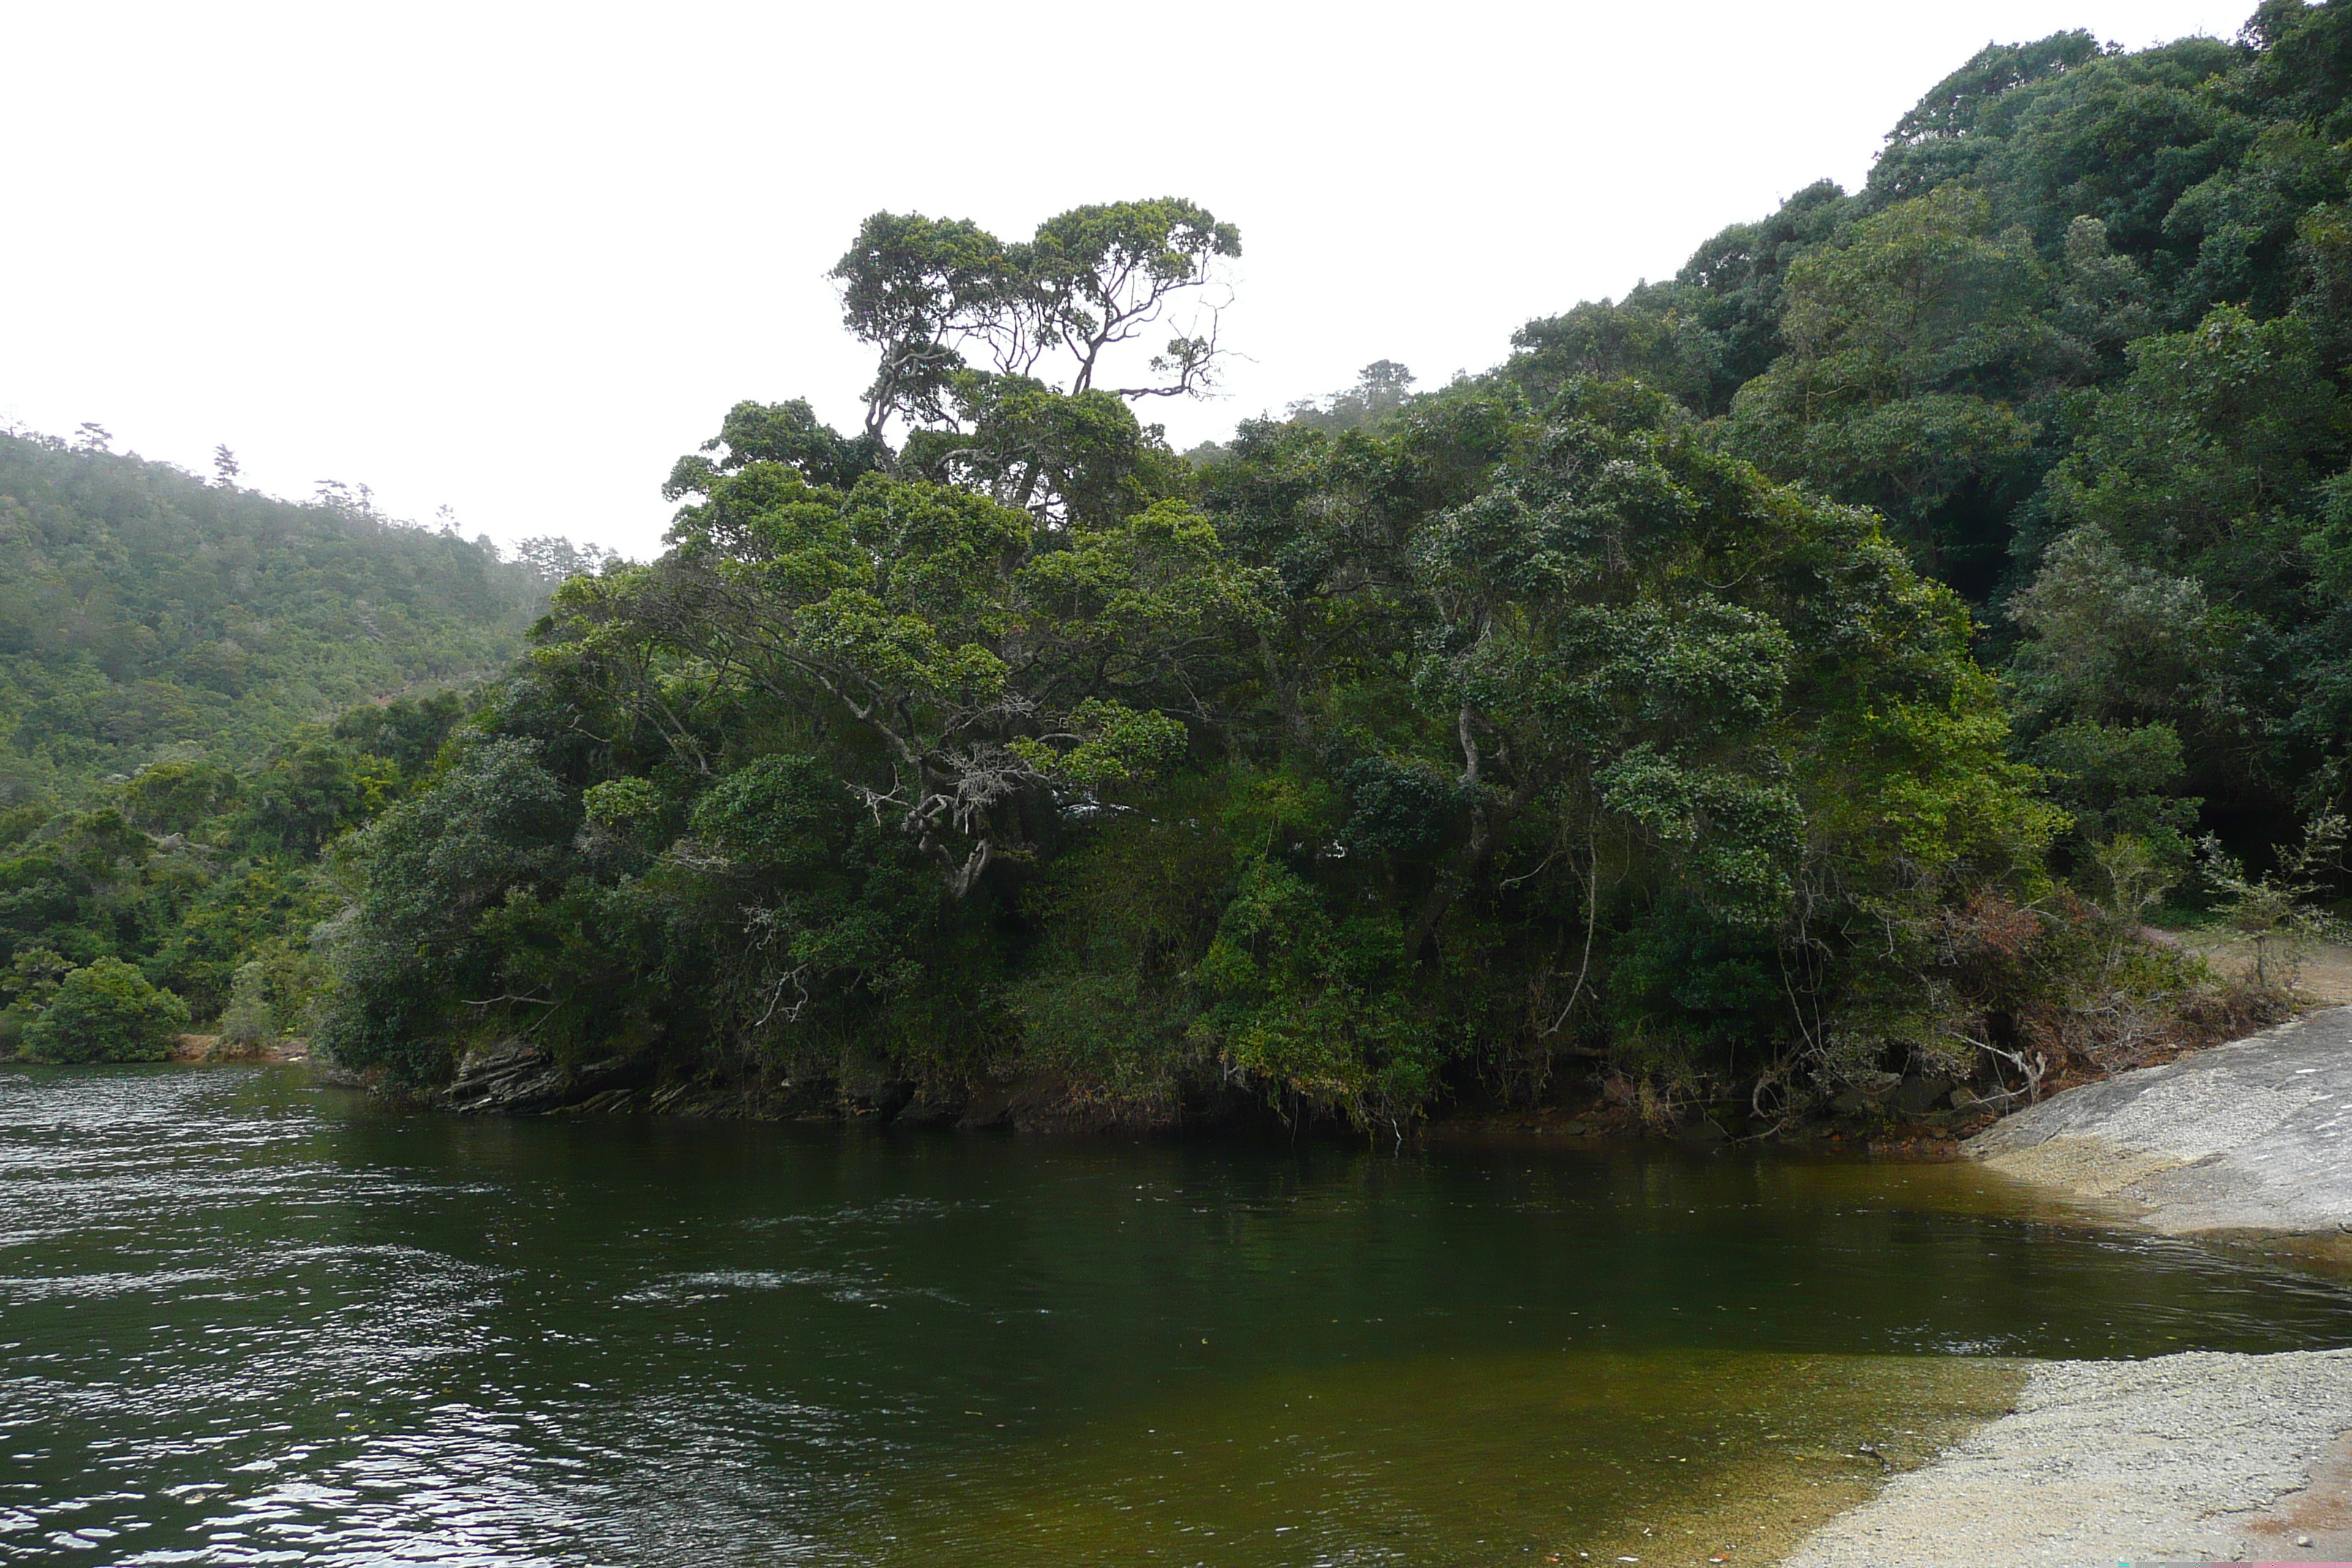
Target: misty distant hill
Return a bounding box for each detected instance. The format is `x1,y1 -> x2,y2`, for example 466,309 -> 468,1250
0,431 -> 550,801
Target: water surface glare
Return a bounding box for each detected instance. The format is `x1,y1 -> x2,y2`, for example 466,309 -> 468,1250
5,1064 -> 2350,1566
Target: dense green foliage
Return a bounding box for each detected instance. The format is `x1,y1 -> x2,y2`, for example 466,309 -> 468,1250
0,431 -> 577,1060
0,690 -> 475,1058
0,429 -> 549,799
18,955 -> 189,1063
313,186 -> 2082,1128
306,7 -> 2352,1126
1519,0 -> 2352,850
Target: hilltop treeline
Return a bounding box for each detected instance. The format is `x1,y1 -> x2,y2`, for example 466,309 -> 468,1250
0,431 -> 559,798
315,4 -> 2347,1130
1523,4 -> 2352,845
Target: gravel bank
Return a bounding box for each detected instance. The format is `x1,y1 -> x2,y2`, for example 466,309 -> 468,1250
1785,1019 -> 2352,1564
1783,1349 -> 2352,1567
1963,1006 -> 2352,1235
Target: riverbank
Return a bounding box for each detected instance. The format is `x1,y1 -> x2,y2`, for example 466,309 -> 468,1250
1963,1004 -> 2352,1236
1783,1349 -> 2352,1566
167,1032 -> 310,1065
382,934 -> 2303,1141
1778,1007 -> 2352,1565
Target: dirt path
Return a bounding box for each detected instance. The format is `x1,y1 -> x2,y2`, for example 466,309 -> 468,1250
2173,927 -> 2352,1006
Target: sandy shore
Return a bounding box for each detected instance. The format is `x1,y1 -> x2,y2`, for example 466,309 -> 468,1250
1782,1009 -> 2352,1564
1783,1349 -> 2352,1566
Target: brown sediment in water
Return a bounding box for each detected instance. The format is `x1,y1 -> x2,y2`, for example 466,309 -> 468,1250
2206,1228 -> 2352,1286
856,1350 -> 2028,1567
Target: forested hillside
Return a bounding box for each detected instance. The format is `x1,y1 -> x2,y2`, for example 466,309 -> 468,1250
1516,1 -> 2352,848
0,430 -> 551,800
219,3 -> 2352,1131
0,431 -> 587,1059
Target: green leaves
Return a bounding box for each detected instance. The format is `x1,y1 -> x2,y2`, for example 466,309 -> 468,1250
830,211 -> 1013,433
19,954 -> 188,1063
1191,859 -> 1433,1128
813,199 -> 1240,538
0,430 -> 546,804
311,738 -> 575,1080
1775,187 -> 2054,382
2008,304 -> 2351,816
2004,525 -> 2234,727
2029,719 -> 2200,864
541,414 -> 1270,909
831,197 -> 1238,448
1017,499 -> 1275,690
2043,306 -> 2348,587
1011,700 -> 1187,792
1019,199 -> 1240,394
581,776 -> 663,831
1725,187 -> 2054,579
309,51 -> 2352,1124
1596,749 -> 1801,926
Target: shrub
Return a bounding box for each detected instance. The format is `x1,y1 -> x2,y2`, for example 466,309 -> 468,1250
217,960 -> 276,1048
20,957 -> 192,1063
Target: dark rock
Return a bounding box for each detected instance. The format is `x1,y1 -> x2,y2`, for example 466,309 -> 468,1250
837,1053 -> 917,1122
957,1072 -> 1068,1131
954,1071 -> 1124,1133
890,1082 -> 967,1130
1893,1074 -> 1956,1118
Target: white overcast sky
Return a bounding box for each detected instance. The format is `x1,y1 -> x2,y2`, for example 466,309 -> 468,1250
1,1 -> 2253,558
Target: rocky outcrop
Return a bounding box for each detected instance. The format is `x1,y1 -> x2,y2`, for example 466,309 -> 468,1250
435,1039 -> 648,1115
1964,1006 -> 2352,1235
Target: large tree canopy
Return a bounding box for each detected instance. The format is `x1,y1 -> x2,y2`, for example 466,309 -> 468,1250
316,3 -> 2352,1131
314,200 -> 2064,1133
1496,1 -> 2352,845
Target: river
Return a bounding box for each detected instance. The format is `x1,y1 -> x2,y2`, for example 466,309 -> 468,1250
5,1063 -> 2350,1566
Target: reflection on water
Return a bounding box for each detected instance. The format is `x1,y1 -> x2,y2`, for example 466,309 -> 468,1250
2,1063 -> 2348,1566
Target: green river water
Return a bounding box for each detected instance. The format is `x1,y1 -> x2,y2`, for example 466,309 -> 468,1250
5,1063 -> 2351,1567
